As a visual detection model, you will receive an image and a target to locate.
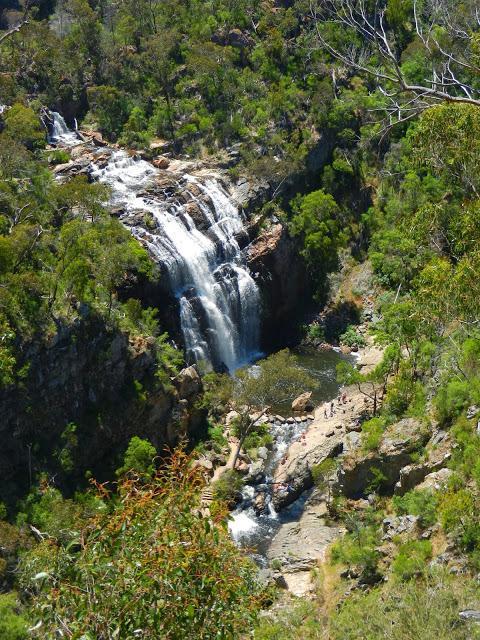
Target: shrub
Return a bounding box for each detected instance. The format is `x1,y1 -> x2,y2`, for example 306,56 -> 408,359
361,417 -> 385,451
305,322 -> 325,342
0,593 -> 28,640
331,524 -> 381,582
212,469 -> 244,505
26,451 -> 263,639
330,569 -> 480,640
116,436 -> 157,478
340,324 -> 367,348
392,539 -> 432,581
393,489 -> 438,528
435,379 -> 471,425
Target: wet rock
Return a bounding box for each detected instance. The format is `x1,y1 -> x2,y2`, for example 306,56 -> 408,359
245,459 -> 265,484
253,492 -> 266,515
292,392 -> 314,413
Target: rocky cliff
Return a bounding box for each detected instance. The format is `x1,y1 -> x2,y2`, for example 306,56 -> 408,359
0,316 -> 204,505
247,223 -> 311,351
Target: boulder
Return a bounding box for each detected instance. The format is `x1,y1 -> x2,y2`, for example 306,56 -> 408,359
382,515 -> 419,541
257,446 -> 269,460
416,467 -> 453,492
153,156 -> 170,169
174,365 -> 202,399
292,392 -> 314,412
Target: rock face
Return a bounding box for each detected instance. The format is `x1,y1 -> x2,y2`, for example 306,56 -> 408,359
338,418 -> 430,497
248,223 -> 311,350
174,365 -> 202,399
0,317 -> 204,505
273,435 -> 343,510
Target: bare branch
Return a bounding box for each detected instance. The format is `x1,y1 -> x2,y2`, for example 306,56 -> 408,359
310,0 -> 480,125
0,0 -> 31,45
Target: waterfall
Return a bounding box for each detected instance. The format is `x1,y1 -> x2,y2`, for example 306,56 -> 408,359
48,112 -> 79,145
86,150 -> 260,372
49,113 -> 260,370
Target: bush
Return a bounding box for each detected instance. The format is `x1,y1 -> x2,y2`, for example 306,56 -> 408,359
331,524 -> 381,582
340,324 -> 367,348
392,539 -> 432,581
212,469 -> 244,505
330,569 -> 480,640
361,417 -> 385,451
305,323 -> 325,342
0,593 -> 28,640
116,436 -> 157,478
393,489 -> 438,528
435,379 -> 471,425
27,451 -> 263,639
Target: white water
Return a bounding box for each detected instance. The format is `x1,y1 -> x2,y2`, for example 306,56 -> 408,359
89,151 -> 260,371
48,112 -> 79,145
48,111 -> 260,371
228,415 -> 312,549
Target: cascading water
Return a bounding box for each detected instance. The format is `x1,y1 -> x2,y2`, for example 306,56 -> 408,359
48,112 -> 79,145
48,112 -> 260,371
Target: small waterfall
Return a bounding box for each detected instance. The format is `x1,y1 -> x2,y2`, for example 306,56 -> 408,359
89,151 -> 260,372
48,112 -> 79,145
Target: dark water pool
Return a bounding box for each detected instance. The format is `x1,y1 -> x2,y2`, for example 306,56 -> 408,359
269,346 -> 354,416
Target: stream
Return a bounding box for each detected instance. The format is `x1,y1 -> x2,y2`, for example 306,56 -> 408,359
228,347 -> 350,563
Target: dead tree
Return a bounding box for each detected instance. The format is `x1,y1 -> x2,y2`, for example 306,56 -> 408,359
310,0 -> 480,127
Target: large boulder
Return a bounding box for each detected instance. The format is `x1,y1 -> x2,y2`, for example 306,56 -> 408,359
292,392 -> 314,413
174,365 -> 202,399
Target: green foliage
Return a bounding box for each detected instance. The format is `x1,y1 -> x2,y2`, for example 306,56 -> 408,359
305,322 -> 325,342
331,524 -> 381,583
393,489 -> 438,528
361,417 -> 385,451
121,298 -> 160,336
330,570 -> 480,640
289,190 -> 345,297
0,593 -> 28,640
392,539 -> 432,581
207,421 -> 228,450
212,469 -> 244,505
2,104 -> 45,150
339,324 -> 366,348
155,332 -> 184,389
87,85 -> 130,139
435,379 -> 472,426
26,451 -> 264,639
116,436 -> 157,478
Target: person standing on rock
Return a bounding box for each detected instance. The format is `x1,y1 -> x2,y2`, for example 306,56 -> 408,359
330,400 -> 335,417
324,405 -> 328,419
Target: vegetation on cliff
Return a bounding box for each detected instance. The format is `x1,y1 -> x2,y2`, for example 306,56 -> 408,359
1,0 -> 480,637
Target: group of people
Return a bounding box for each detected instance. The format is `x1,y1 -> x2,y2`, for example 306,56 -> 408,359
323,390 -> 348,419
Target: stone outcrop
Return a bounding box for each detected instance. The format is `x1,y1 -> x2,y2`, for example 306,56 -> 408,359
291,392 -> 314,413
338,418 -> 430,498
248,223 -> 311,350
272,435 -> 343,510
